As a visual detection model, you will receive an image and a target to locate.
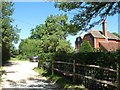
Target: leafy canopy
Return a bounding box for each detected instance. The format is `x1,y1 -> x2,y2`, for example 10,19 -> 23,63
19,14 -> 73,59
1,1 -> 20,64
55,2 -> 119,33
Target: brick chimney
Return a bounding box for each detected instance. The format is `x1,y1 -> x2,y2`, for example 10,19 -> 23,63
102,19 -> 107,38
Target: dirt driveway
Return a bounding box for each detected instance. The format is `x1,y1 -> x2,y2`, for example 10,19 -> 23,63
0,61 -> 59,90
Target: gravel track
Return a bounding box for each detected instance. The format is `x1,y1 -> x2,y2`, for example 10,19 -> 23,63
0,61 -> 59,90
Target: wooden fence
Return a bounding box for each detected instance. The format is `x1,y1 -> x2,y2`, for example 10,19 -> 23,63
49,60 -> 120,90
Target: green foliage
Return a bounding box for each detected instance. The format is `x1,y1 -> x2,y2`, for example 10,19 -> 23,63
55,2 -> 119,32
41,14 -> 73,53
74,52 -> 119,67
112,32 -> 120,38
19,14 -> 73,60
56,39 -> 73,53
29,24 -> 45,39
45,14 -> 68,37
34,67 -> 47,76
34,68 -> 86,89
79,40 -> 94,52
19,39 -> 42,59
43,52 -> 119,89
10,44 -> 19,58
1,1 -> 20,65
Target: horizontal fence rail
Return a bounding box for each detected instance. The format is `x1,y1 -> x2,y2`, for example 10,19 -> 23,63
54,61 -> 117,72
50,60 -> 120,90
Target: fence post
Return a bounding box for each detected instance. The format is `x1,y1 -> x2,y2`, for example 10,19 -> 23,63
73,60 -> 76,82
117,63 -> 120,90
52,60 -> 54,76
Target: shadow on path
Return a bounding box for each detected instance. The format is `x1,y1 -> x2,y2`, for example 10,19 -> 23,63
1,61 -> 61,90
1,76 -> 61,90
3,62 -> 18,67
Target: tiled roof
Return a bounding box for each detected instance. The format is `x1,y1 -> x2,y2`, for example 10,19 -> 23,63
87,30 -> 120,40
99,42 -> 120,51
88,30 -> 105,38
107,32 -> 119,40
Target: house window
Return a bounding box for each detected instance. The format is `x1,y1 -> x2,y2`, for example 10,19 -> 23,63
77,37 -> 80,41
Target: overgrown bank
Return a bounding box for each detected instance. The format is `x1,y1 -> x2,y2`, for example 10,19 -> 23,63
34,67 -> 86,90
38,52 -> 120,90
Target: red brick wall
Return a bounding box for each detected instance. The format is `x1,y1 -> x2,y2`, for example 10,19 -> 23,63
83,34 -> 94,48
96,38 -> 106,48
96,39 -> 120,49
76,33 -> 120,51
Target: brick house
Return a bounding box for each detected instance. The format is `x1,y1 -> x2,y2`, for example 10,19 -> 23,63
75,20 -> 120,52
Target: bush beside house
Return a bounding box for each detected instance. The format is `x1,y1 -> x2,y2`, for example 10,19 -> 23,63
79,40 -> 94,52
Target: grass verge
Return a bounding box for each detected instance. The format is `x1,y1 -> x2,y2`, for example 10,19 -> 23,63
0,67 -> 3,70
34,67 -> 86,90
0,66 -> 3,82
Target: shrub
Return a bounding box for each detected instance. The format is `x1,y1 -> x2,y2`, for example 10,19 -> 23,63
79,40 -> 94,52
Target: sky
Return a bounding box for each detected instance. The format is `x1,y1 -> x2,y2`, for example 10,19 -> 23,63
12,2 -> 118,49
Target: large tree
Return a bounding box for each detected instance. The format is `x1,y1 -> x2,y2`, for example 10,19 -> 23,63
55,2 -> 119,34
1,1 -> 20,65
19,14 -> 73,59
31,14 -> 73,53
